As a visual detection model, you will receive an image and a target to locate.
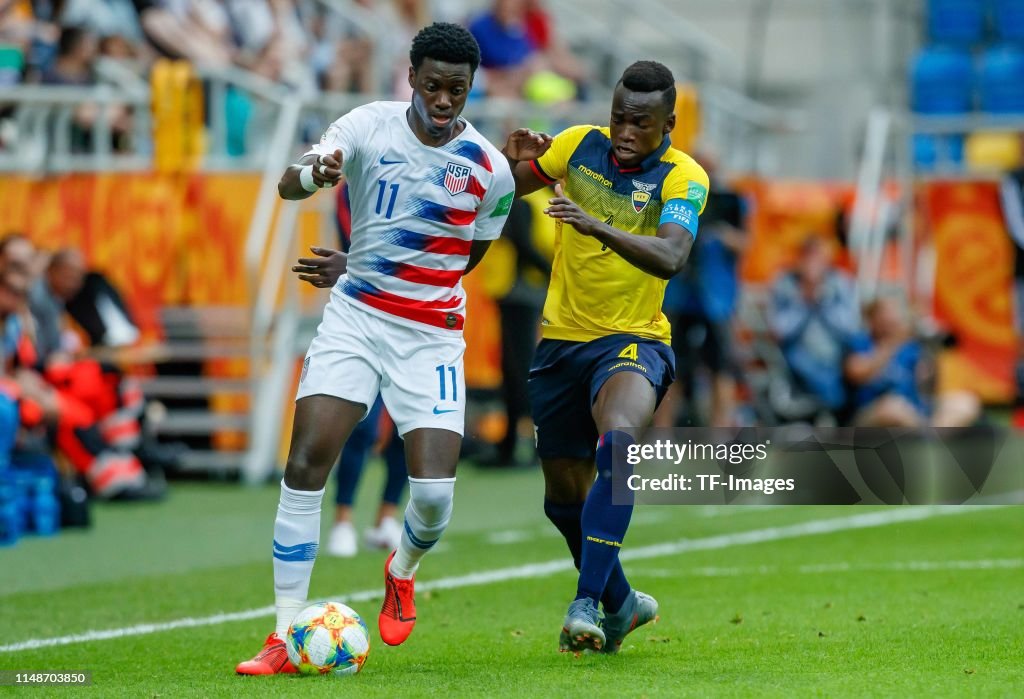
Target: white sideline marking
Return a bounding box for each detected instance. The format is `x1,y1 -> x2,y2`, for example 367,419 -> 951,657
0,505 -> 1000,654
631,558 -> 1024,578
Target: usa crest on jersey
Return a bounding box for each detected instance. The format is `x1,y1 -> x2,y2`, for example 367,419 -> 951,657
444,162 -> 472,195
631,179 -> 656,213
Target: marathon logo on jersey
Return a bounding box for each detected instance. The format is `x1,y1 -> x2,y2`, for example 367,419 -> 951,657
444,162 -> 472,195
632,180 -> 656,213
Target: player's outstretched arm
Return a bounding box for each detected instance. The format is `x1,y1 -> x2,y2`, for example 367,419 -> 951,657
501,128 -> 553,198
278,150 -> 343,200
545,184 -> 693,279
292,246 -> 347,288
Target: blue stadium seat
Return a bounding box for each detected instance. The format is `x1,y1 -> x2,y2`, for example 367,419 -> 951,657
913,133 -> 966,171
910,47 -> 974,114
993,0 -> 1024,43
978,44 -> 1024,112
927,0 -> 985,45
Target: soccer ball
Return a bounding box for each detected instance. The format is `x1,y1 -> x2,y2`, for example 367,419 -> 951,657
286,601 -> 370,676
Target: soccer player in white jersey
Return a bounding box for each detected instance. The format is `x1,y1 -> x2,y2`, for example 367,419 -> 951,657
236,23 -> 515,675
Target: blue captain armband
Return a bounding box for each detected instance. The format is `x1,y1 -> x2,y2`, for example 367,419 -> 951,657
659,198 -> 699,238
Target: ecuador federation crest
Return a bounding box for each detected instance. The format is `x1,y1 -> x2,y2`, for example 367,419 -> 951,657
631,179 -> 657,213
444,162 -> 472,195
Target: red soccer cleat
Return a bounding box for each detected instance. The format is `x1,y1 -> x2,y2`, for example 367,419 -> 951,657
235,633 -> 297,675
379,550 -> 417,646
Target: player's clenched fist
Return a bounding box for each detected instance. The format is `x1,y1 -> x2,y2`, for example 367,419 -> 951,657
312,149 -> 344,189
280,148 -> 345,199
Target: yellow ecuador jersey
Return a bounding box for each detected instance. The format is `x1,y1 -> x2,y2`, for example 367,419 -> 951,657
530,125 -> 709,343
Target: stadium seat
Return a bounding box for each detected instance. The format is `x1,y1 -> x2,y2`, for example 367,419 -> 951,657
927,0 -> 985,45
913,133 -> 966,171
978,44 -> 1024,112
993,0 -> 1024,43
964,131 -> 1023,170
910,47 -> 974,114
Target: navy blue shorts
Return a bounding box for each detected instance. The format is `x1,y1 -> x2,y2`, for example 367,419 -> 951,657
528,334 -> 675,460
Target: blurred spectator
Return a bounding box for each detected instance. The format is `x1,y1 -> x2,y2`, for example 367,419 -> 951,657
386,0 -> 430,99
522,0 -> 586,87
28,247 -> 87,362
998,152 -> 1024,428
468,0 -> 538,97
844,296 -> 980,428
40,23 -> 94,85
132,0 -> 234,67
98,32 -> 141,61
5,0 -> 62,83
659,155 -> 747,427
0,232 -> 44,277
0,0 -> 34,84
59,0 -> 147,56
29,249 -> 148,446
65,270 -> 140,347
769,236 -> 860,415
1,264 -> 31,469
12,245 -> 163,500
1,261 -> 152,500
313,0 -> 377,94
224,0 -> 313,90
42,25 -> 133,151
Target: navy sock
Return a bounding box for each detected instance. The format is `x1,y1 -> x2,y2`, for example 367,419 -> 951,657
576,430 -> 635,607
544,498 -> 631,613
543,499 -> 584,568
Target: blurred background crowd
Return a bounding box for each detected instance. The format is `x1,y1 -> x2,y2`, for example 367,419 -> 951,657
1,0 -> 1023,549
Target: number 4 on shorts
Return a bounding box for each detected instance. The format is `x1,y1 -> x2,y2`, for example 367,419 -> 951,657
618,343 -> 638,361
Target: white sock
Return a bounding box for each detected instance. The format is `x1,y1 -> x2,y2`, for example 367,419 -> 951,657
389,477 -> 455,579
273,480 -> 325,638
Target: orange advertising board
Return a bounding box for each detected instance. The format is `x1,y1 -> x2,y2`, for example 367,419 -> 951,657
922,181 -> 1017,402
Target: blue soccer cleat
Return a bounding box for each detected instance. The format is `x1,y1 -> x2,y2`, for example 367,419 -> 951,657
600,590 -> 659,654
559,598 -> 605,654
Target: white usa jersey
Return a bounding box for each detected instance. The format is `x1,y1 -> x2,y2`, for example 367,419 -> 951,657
305,101 -> 515,334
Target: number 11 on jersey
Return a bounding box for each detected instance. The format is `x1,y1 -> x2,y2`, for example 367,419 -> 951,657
435,364 -> 457,402
375,179 -> 399,219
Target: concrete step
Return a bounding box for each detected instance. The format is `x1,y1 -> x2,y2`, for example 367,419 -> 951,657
92,341 -> 254,364
172,449 -> 247,473
153,409 -> 249,436
138,376 -> 250,398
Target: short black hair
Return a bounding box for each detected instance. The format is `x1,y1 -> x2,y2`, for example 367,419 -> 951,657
58,26 -> 90,57
410,22 -> 481,74
618,60 -> 676,113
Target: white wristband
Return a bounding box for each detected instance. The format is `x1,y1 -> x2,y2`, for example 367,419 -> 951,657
298,164 -> 318,192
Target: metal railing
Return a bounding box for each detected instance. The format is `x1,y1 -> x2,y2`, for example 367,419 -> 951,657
0,83 -> 151,173
848,108 -> 1024,307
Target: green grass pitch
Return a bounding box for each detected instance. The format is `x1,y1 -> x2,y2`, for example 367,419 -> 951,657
0,463 -> 1021,697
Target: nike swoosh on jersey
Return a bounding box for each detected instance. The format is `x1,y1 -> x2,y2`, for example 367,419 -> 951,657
432,406 -> 458,415
379,156 -> 406,165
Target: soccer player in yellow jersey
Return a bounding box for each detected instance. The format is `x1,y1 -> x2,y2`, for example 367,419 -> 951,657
500,60 -> 709,654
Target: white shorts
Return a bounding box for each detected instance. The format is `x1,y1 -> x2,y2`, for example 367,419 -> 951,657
295,295 -> 466,436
